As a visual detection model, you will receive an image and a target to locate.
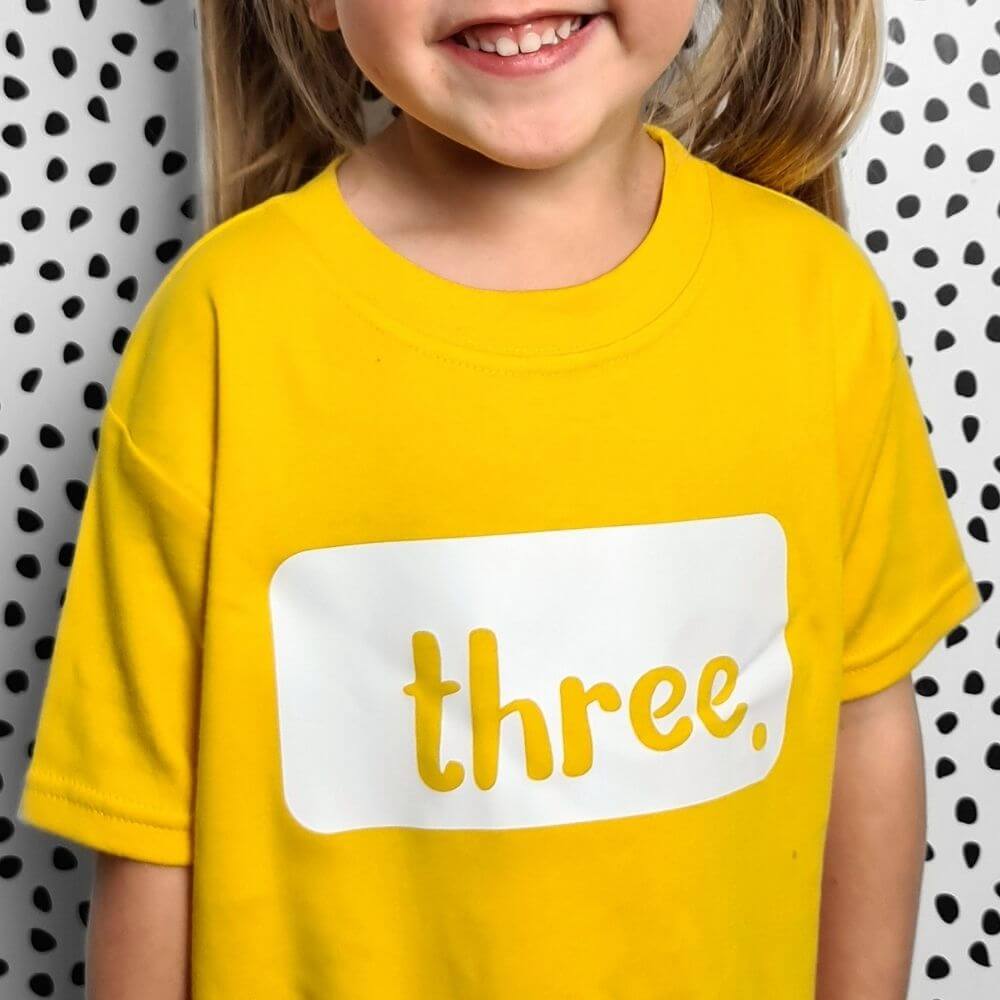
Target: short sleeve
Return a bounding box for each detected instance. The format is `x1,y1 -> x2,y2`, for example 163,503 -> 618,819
836,264 -> 982,702
17,259 -> 217,865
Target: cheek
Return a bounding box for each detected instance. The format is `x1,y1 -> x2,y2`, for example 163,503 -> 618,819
611,0 -> 699,61
333,0 -> 424,91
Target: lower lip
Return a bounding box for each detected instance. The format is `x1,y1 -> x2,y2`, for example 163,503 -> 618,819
439,14 -> 605,78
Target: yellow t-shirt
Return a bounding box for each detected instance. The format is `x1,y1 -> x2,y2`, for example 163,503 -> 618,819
18,123 -> 982,998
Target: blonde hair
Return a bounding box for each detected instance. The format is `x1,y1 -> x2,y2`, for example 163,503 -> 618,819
198,0 -> 884,230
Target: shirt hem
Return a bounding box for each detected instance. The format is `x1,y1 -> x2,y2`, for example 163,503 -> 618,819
840,571 -> 982,701
17,774 -> 192,866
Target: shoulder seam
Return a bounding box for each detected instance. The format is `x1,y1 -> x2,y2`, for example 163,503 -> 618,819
104,405 -> 211,520
156,193 -> 292,294
837,298 -> 903,553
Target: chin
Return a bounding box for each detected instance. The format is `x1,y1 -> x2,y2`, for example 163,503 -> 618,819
444,115 -> 601,171
480,144 -> 586,171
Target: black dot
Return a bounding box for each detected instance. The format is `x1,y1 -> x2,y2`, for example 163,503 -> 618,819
45,157 -> 67,181
88,95 -> 110,123
924,98 -> 948,122
968,941 -> 990,967
933,34 -> 958,64
20,207 -> 43,231
925,955 -> 950,979
2,123 -> 27,147
936,712 -> 958,734
69,206 -> 92,230
43,111 -> 68,135
30,928 -> 57,953
955,370 -> 976,397
117,275 -> 138,301
38,259 -> 63,281
15,555 -> 41,580
88,253 -> 109,277
925,143 -> 946,168
885,63 -> 909,86
0,855 -> 24,879
65,479 -> 87,512
112,32 -> 137,55
964,241 -> 985,265
163,150 -> 187,175
99,61 -> 121,89
935,284 -> 958,306
3,76 -> 28,101
38,425 -> 64,448
153,49 -> 180,72
5,663 -> 29,693
51,47 -> 76,77
968,148 -> 995,173
935,757 -> 956,778
156,238 -> 183,263
946,194 -> 968,216
27,972 -> 54,997
88,161 -> 115,186
867,159 -> 888,183
880,110 -> 905,134
935,893 -> 959,923
61,295 -> 84,319
144,114 -> 166,145
52,846 -> 78,871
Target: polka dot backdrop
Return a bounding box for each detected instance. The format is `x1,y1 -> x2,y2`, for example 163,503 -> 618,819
1,0 -> 996,997
837,5 -> 998,997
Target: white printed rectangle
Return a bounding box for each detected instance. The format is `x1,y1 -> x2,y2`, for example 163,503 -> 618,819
268,514 -> 793,834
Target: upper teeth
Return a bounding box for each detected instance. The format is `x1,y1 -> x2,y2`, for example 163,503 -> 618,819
462,15 -> 585,56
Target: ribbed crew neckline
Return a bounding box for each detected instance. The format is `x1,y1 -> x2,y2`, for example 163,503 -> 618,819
277,123 -> 714,371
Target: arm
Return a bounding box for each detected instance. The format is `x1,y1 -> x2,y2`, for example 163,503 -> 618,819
86,853 -> 192,1000
815,674 -> 926,1000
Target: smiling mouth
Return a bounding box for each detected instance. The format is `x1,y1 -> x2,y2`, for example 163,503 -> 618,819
449,13 -> 596,56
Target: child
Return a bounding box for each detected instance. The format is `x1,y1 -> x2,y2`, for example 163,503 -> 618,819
18,0 -> 983,997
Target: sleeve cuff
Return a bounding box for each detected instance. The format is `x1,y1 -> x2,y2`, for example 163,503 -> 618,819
17,772 -> 192,866
840,571 -> 983,702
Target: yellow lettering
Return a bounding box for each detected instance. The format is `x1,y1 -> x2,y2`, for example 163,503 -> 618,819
404,630 -> 754,788
629,666 -> 692,751
697,655 -> 747,737
559,677 -> 622,777
403,630 -> 465,791
469,628 -> 553,789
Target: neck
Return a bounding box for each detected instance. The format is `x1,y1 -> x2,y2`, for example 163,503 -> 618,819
336,108 -> 666,291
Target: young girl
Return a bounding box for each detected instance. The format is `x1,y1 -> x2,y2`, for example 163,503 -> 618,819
18,0 -> 983,997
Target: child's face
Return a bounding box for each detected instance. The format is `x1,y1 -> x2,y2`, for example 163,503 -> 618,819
308,2 -> 698,165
